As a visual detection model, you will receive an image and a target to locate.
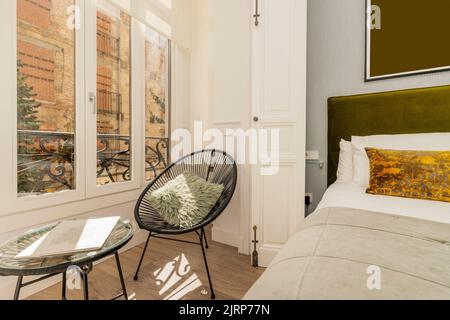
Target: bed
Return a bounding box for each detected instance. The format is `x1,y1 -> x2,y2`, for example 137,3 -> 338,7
245,85 -> 450,300
318,182 -> 450,224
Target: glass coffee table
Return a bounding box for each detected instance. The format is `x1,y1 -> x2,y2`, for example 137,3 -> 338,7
0,217 -> 135,300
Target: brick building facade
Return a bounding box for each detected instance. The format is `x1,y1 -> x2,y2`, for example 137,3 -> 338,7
96,7 -> 131,137
17,0 -> 76,133
145,28 -> 169,139
17,0 -> 132,137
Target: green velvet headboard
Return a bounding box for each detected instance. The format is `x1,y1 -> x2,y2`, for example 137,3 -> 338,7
328,85 -> 450,186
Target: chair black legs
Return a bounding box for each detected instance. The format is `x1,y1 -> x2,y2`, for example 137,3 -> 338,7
133,229 -> 215,300
202,228 -> 209,249
134,232 -> 152,281
199,229 -> 215,300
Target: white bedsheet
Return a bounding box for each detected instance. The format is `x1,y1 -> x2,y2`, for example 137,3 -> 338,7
317,182 -> 450,224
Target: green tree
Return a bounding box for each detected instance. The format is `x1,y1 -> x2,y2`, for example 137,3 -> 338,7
17,61 -> 41,130
17,60 -> 42,193
149,88 -> 166,124
150,112 -> 165,124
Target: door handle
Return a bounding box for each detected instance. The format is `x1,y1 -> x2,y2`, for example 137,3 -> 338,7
253,116 -> 259,123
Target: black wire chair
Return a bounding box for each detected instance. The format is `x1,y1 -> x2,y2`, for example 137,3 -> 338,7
133,149 -> 238,299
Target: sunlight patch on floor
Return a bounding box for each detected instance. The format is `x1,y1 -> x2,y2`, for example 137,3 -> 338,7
153,253 -> 203,300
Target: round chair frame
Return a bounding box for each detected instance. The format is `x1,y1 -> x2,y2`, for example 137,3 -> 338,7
133,149 -> 238,299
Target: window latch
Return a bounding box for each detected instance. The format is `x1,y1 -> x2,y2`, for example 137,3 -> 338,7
89,92 -> 97,114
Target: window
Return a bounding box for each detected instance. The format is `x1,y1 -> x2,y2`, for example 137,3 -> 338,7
145,27 -> 170,181
2,0 -> 172,215
96,0 -> 132,186
17,0 -> 76,196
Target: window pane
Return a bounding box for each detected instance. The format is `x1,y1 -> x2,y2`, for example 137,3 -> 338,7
17,0 -> 76,196
145,27 -> 170,181
96,0 -> 131,186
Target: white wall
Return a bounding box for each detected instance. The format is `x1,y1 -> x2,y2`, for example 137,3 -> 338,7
306,0 -> 450,211
171,0 -> 193,49
189,0 -> 252,253
189,0 -> 211,129
209,0 -> 251,125
209,0 -> 252,254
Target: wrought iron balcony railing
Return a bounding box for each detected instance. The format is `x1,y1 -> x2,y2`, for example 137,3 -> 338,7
97,30 -> 120,60
17,130 -> 169,195
97,89 -> 123,119
17,130 -> 75,195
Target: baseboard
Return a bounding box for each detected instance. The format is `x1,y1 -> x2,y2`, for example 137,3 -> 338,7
211,226 -> 240,248
257,244 -> 282,267
239,235 -> 250,255
0,229 -> 147,300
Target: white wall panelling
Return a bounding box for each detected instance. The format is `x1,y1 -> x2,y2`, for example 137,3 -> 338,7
251,0 -> 307,266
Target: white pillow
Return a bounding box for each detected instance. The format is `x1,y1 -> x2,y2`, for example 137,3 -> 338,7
351,133 -> 450,187
336,139 -> 353,183
351,137 -> 370,187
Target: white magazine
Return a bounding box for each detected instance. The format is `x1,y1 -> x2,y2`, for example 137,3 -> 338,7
16,217 -> 120,258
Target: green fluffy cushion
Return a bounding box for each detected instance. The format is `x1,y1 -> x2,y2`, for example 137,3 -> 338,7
146,172 -> 225,228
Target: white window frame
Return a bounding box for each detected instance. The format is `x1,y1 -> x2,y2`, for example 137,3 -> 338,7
143,24 -> 172,182
0,0 -> 86,216
0,0 -> 170,218
85,0 -> 144,198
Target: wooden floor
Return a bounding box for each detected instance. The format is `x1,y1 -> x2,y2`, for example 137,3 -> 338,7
29,229 -> 264,300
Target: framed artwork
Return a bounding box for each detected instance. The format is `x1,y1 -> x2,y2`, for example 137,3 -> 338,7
366,0 -> 450,81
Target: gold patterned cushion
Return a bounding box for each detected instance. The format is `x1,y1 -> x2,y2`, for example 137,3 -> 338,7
366,148 -> 450,203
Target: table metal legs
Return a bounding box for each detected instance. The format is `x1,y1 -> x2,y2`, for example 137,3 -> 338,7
13,273 -> 59,300
11,251 -> 129,301
82,272 -> 89,300
113,252 -> 128,300
14,276 -> 23,300
62,272 -> 67,300
79,262 -> 93,301
83,252 -> 128,300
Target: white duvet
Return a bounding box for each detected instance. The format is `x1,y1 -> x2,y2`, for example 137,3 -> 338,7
317,182 -> 450,224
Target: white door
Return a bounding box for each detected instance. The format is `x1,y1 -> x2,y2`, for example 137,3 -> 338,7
251,0 -> 307,267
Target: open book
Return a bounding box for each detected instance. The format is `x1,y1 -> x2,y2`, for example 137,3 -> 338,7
16,217 -> 120,259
